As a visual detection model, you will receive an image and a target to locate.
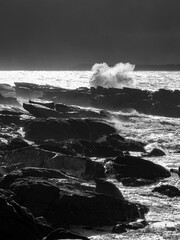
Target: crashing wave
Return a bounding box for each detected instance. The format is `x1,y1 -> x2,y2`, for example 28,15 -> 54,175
90,62 -> 135,88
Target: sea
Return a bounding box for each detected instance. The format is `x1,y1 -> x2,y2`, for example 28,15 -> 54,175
0,70 -> 180,239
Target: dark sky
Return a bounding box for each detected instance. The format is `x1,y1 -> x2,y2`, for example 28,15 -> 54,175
0,0 -> 180,69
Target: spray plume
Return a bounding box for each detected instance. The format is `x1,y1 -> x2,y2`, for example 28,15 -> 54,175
90,62 -> 135,88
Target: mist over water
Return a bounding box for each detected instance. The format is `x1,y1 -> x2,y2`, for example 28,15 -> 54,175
90,62 -> 135,88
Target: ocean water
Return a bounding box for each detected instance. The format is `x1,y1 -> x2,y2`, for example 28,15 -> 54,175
0,70 -> 180,91
1,70 -> 180,239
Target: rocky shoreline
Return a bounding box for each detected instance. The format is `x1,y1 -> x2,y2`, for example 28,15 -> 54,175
0,83 -> 178,239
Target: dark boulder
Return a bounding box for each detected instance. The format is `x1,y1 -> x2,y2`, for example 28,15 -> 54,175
0,189 -> 50,240
0,174 -> 148,227
105,156 -> 170,180
24,118 -> 116,143
152,184 -> 180,197
144,148 -> 166,157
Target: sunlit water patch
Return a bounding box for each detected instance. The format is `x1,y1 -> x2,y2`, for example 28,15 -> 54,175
0,70 -> 180,91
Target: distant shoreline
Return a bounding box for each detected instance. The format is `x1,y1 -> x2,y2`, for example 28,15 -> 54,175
0,64 -> 180,71
71,64 -> 180,71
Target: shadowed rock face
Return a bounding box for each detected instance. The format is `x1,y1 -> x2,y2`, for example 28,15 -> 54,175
24,118 -> 116,143
3,146 -> 105,180
0,168 -> 148,227
0,189 -> 50,240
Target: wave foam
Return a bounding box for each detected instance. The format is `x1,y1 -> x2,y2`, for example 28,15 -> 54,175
90,62 -> 135,88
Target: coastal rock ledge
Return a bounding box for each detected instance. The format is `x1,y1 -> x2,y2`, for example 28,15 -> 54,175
0,167 -> 148,229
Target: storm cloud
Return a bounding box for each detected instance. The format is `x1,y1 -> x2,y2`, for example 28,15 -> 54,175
0,0 -> 179,69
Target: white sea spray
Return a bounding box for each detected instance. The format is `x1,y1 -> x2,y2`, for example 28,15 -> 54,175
90,62 -> 135,88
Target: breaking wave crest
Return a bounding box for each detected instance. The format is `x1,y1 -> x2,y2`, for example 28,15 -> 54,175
90,62 -> 135,88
